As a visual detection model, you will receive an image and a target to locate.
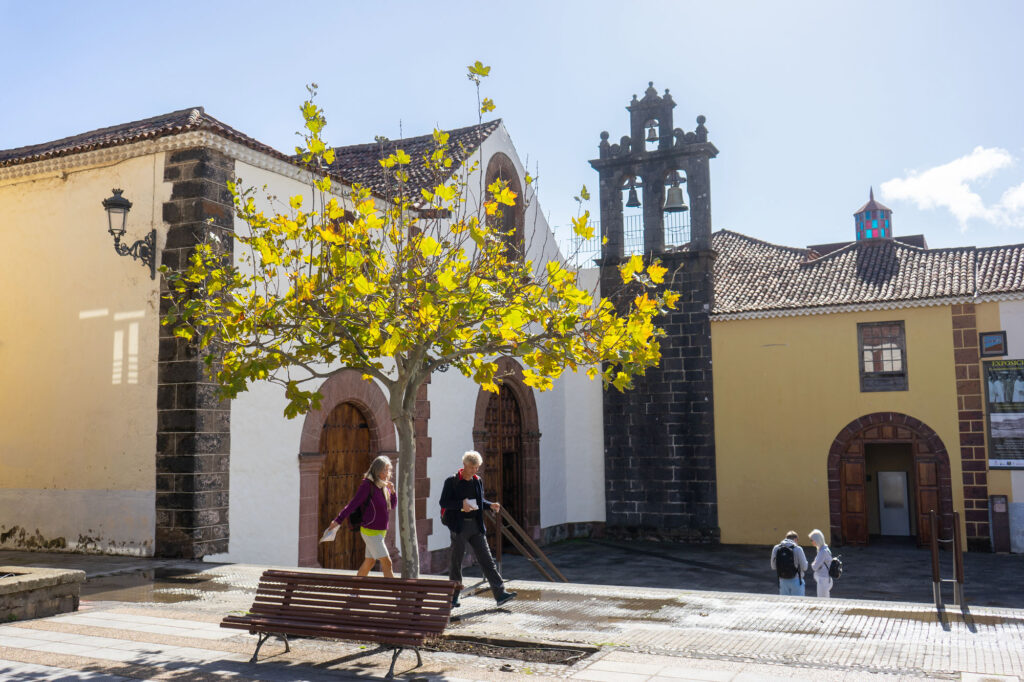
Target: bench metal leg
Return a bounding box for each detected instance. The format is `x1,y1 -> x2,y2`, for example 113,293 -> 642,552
249,632 -> 290,663
385,646 -> 403,680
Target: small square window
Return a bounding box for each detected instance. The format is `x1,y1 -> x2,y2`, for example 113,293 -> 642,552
858,321 -> 908,391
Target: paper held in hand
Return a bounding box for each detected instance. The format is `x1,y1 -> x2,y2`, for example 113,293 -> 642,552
464,498 -> 478,510
319,525 -> 339,543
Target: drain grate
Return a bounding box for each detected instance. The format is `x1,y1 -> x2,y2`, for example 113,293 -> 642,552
425,635 -> 596,665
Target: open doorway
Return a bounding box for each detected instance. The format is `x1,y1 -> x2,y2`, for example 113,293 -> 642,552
865,442 -> 916,542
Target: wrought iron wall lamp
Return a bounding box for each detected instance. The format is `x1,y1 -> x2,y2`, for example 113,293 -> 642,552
102,189 -> 156,279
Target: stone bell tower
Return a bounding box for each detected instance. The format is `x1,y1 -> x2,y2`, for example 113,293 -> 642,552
590,83 -> 720,543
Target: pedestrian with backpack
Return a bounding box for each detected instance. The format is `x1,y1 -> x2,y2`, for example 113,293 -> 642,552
322,455 -> 397,577
770,530 -> 809,596
808,528 -> 833,598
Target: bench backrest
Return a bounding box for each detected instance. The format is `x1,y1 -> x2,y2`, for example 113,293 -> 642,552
250,569 -> 457,638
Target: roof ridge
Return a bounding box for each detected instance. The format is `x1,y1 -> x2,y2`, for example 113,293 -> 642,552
715,229 -> 811,256
329,118 -> 502,154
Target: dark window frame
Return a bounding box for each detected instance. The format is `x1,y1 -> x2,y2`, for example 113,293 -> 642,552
857,321 -> 908,392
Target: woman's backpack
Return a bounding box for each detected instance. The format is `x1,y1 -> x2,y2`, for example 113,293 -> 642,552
346,502 -> 364,531
828,555 -> 843,579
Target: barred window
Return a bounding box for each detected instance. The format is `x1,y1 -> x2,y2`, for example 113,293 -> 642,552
858,321 -> 908,391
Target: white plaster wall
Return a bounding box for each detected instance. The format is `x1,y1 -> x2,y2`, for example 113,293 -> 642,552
426,369 -> 483,552
0,152 -> 166,555
207,160 -> 327,566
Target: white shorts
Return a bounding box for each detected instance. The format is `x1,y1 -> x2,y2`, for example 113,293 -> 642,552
360,529 -> 389,560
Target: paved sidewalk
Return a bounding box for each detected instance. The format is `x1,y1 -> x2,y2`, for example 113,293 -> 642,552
1,557 -> 1023,680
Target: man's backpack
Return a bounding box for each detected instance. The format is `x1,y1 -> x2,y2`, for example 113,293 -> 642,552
775,543 -> 798,579
828,555 -> 843,580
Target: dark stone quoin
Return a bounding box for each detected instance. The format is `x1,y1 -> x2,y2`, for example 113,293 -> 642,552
156,148 -> 235,558
591,83 -> 720,542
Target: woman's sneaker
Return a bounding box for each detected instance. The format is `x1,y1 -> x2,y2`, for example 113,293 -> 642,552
495,590 -> 517,606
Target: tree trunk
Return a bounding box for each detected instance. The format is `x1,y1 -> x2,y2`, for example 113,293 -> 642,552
393,410 -> 420,578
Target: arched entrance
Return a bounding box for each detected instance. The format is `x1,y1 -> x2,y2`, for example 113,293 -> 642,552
317,403 -> 374,570
297,369 -> 397,568
472,358 -> 541,550
828,413 -> 954,547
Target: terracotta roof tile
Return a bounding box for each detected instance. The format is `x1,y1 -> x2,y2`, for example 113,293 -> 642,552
705,230 -> 1024,315
0,107 -> 294,169
326,119 -> 501,198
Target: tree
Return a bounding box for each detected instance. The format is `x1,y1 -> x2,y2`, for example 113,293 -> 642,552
163,65 -> 680,577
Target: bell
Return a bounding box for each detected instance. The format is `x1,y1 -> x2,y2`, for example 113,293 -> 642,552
663,184 -> 688,213
646,125 -> 658,142
625,185 -> 641,208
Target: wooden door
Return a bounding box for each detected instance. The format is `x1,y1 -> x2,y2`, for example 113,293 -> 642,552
317,403 -> 373,570
840,458 -> 868,545
483,386 -> 523,553
915,459 -> 939,548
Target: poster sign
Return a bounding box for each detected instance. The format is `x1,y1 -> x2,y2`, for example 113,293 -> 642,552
984,359 -> 1024,469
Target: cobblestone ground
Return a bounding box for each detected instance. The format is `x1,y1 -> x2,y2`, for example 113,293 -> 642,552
1,550 -> 1022,680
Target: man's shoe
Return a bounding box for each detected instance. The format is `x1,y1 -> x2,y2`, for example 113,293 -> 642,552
495,590 -> 517,607
451,593 -> 460,608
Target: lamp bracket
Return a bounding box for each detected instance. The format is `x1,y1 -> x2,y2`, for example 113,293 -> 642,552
112,229 -> 157,279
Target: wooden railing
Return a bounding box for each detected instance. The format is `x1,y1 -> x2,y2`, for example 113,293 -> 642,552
487,508 -> 567,582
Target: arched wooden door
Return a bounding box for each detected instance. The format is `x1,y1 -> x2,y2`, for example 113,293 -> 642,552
318,403 -> 373,569
483,385 -> 524,552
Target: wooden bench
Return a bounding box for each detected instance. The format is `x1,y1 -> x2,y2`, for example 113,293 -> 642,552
221,569 -> 458,679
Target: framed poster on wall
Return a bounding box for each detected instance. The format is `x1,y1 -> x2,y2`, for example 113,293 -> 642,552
984,358 -> 1024,469
980,331 -> 1008,357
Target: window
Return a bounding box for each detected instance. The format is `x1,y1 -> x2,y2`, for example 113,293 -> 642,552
858,321 -> 908,391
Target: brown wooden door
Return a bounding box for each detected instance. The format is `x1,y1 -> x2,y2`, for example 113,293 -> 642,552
915,459 -> 939,548
840,458 -> 868,545
483,386 -> 523,553
317,403 -> 373,570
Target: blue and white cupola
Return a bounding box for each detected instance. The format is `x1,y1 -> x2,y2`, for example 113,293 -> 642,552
854,187 -> 892,241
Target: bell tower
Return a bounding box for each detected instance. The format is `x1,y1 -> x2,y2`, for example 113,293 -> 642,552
591,84 -> 720,544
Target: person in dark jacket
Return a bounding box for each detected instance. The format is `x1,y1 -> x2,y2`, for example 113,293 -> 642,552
323,455 -> 397,577
439,450 -> 516,607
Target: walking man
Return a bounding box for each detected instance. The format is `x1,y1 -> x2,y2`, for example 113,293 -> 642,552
440,451 -> 517,607
770,530 -> 808,596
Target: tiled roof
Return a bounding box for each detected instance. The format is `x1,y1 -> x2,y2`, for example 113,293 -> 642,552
706,230 -> 1024,315
326,119 -> 502,197
0,107 -> 294,169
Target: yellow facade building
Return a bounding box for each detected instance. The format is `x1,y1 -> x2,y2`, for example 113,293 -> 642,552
709,194 -> 1024,551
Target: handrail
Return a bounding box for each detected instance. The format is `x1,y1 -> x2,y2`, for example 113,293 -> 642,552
929,509 -> 965,608
486,508 -> 568,582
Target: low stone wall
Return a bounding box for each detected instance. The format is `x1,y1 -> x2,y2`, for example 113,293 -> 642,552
0,565 -> 86,621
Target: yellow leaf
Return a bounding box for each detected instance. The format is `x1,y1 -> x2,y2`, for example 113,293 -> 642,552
647,262 -> 668,284
419,236 -> 441,257
322,148 -> 335,165
289,195 -> 303,209
619,254 -> 644,284
438,270 -> 457,290
612,371 -> 631,391
494,186 -> 517,206
353,275 -> 376,296
395,149 -> 411,164
484,201 -> 499,216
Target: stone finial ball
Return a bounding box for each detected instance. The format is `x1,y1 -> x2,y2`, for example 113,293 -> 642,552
697,115 -> 706,124
600,131 -> 610,140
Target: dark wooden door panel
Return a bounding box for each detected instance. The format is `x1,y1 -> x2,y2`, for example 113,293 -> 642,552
317,403 -> 372,570
840,459 -> 868,545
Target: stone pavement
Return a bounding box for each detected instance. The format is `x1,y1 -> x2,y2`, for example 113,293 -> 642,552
0,551 -> 1023,681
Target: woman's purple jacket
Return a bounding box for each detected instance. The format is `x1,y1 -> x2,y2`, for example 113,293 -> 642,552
334,478 -> 396,531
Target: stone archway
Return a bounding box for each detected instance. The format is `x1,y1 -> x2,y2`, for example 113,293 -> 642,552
472,358 -> 541,540
828,412 -> 954,547
297,370 -> 396,567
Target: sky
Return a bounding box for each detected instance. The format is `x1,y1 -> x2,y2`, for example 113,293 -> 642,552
3,1 -> 1024,254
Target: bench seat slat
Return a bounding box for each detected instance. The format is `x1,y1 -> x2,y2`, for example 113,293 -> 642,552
220,569 -> 457,654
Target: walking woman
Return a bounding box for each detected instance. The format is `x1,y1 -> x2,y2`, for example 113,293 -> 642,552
324,456 -> 397,577
808,528 -> 833,598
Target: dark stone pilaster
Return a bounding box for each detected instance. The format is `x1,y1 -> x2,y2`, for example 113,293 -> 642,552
600,249 -> 719,542
156,148 -> 235,559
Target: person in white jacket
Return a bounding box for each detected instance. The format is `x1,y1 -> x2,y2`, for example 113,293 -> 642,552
808,528 -> 833,598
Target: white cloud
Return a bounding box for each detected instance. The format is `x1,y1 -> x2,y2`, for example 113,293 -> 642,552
880,146 -> 1024,230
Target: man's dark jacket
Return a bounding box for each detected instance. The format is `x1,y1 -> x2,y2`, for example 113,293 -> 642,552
439,471 -> 493,533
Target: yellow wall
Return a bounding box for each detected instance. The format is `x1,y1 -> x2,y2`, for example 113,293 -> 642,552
713,306 -> 964,545
0,152 -> 167,553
